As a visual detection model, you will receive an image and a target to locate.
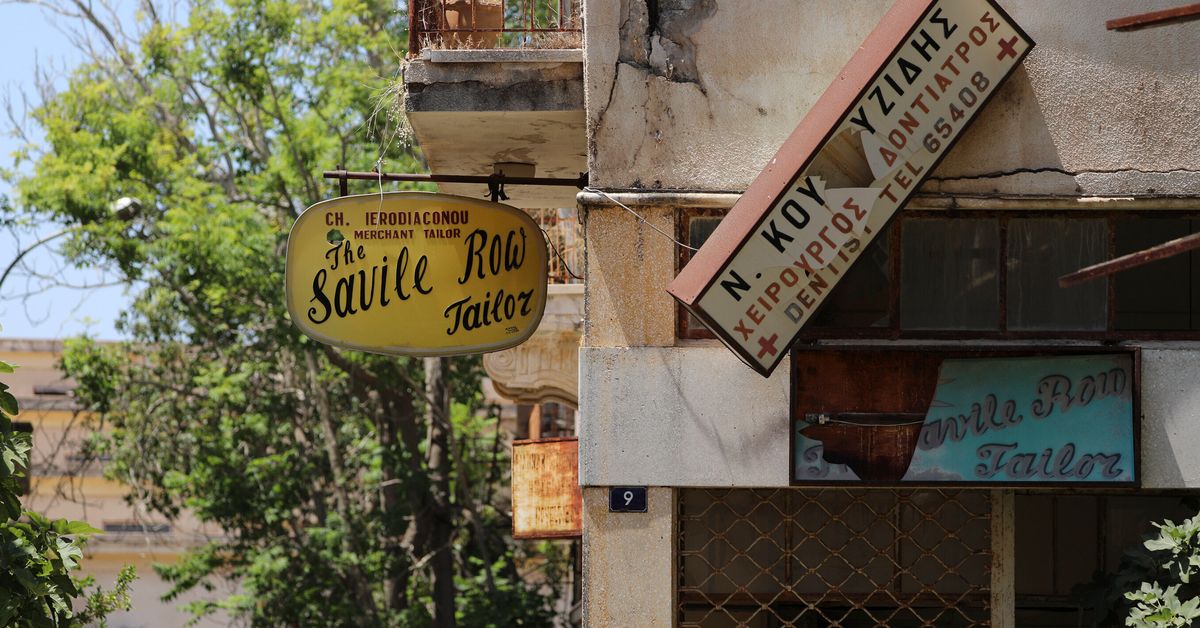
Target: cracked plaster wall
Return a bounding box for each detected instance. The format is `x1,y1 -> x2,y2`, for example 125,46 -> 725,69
584,0 -> 1200,197
579,4 -> 1200,619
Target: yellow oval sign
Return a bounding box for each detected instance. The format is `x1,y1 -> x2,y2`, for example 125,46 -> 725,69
285,192 -> 548,356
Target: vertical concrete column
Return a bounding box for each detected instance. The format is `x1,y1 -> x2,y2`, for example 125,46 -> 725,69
579,200 -> 678,621
581,487 -> 675,627
990,490 -> 1015,628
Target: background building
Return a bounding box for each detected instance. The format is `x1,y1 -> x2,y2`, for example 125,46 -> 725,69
1,338 -> 228,627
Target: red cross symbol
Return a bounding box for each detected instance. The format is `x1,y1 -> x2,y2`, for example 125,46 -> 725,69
997,36 -> 1019,60
756,334 -> 780,359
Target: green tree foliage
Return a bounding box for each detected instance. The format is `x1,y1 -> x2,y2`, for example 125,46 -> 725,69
5,1 -> 564,625
0,330 -> 134,626
1121,516 -> 1200,627
1126,582 -> 1200,628
1074,510 -> 1200,627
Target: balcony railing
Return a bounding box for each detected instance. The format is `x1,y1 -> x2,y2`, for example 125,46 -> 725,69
408,0 -> 581,56
528,208 -> 582,284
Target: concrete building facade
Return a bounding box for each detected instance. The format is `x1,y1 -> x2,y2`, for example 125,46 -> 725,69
404,0 -> 1200,625
576,1 -> 1200,626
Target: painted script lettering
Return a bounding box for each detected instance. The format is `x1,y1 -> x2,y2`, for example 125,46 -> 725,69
916,363 -> 1132,482
303,223 -> 534,336
308,241 -> 431,324
974,443 -> 1124,480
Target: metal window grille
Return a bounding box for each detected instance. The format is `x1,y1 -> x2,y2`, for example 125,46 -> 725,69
678,488 -> 992,627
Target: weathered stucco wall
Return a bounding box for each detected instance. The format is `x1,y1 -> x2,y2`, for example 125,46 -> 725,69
1139,346 -> 1200,488
580,487 -> 674,627
406,49 -> 584,113
584,0 -> 890,190
578,0 -> 1200,488
582,205 -> 676,348
578,3 -> 1200,622
579,345 -> 1200,489
584,0 -> 1200,197
404,49 -> 587,207
579,345 -> 790,487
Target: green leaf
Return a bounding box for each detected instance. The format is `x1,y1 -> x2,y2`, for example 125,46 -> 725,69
0,391 -> 17,416
0,361 -> 14,374
2,446 -> 23,475
12,567 -> 43,594
56,537 -> 84,571
1146,538 -> 1177,552
46,590 -> 71,617
62,520 -> 102,536
25,510 -> 50,528
0,487 -> 20,520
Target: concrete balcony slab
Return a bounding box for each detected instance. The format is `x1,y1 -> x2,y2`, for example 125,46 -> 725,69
405,49 -> 585,208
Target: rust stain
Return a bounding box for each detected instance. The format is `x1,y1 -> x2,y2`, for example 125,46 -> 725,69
794,349 -> 944,414
511,437 -> 582,539
793,350 -> 945,481
804,422 -> 923,481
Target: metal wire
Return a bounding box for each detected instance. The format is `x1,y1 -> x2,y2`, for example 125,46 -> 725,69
540,227 -> 583,280
678,488 -> 992,627
583,187 -> 700,251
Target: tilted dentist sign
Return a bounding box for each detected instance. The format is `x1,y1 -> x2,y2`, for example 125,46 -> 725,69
667,0 -> 1033,376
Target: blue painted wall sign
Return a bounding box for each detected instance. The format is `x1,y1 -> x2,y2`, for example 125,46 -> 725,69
793,354 -> 1137,485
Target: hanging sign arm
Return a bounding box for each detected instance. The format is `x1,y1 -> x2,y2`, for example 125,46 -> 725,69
323,169 -> 589,196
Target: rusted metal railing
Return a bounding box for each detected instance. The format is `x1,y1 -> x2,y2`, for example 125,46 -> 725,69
528,208 -> 582,284
409,0 -> 582,57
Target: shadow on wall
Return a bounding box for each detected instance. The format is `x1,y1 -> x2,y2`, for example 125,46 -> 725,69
926,64 -> 1068,193
934,0 -> 1200,187
1138,349 -> 1200,488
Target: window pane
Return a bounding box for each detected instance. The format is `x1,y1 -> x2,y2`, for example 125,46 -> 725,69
683,215 -> 724,337
1114,218 -> 1196,331
687,216 -> 722,251
811,225 -> 891,328
1007,218 -> 1107,331
900,219 -> 1000,330
1193,220 -> 1200,330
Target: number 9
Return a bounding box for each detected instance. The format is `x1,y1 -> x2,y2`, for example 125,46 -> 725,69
623,490 -> 634,506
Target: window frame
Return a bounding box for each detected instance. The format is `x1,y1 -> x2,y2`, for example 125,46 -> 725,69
676,207 -> 1200,342
676,208 -> 728,340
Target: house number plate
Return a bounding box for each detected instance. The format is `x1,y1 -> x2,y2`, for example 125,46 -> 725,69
608,487 -> 648,513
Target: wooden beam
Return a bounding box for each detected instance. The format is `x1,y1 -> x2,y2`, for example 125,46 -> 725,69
1107,3 -> 1200,31
991,491 -> 1015,628
1059,230 -> 1200,288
